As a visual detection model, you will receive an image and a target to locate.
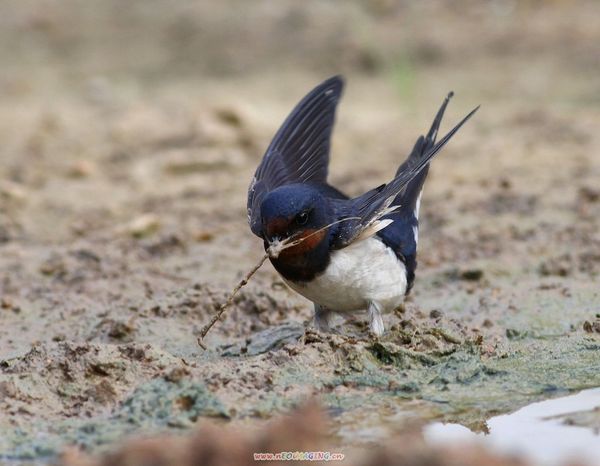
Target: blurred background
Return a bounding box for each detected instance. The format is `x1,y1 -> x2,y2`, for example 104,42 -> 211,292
1,0 -> 599,462
1,0 -> 599,245
2,0 -> 599,97
1,0 -> 598,246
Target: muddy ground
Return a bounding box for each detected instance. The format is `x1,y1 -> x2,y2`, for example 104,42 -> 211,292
1,0 -> 600,463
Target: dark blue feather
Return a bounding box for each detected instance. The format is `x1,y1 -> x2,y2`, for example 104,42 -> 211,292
247,76 -> 344,236
375,93 -> 455,292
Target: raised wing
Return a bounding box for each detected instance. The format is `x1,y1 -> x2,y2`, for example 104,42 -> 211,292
247,76 -> 344,236
333,99 -> 479,248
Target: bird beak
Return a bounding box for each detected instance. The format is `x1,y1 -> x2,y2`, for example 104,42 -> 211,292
266,237 -> 284,258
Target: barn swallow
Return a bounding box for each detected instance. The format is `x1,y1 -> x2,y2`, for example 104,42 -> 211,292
247,76 -> 478,336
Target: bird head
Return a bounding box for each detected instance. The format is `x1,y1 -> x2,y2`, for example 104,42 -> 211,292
259,184 -> 333,258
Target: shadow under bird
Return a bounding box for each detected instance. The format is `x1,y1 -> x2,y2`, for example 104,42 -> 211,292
247,76 -> 478,336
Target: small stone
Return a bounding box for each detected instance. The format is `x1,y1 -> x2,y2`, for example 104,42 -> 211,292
0,380 -> 18,399
145,234 -> 184,256
195,230 -> 214,242
579,186 -> 600,203
67,160 -> 95,178
388,380 -> 420,393
214,106 -> 245,128
164,367 -> 190,383
0,181 -> 27,203
460,269 -> 484,281
506,328 -> 526,339
86,380 -> 117,404
429,309 -> 443,319
107,320 -> 135,340
127,214 -> 161,238
1,298 -> 13,310
583,320 -> 600,333
39,254 -> 66,277
400,319 -> 416,330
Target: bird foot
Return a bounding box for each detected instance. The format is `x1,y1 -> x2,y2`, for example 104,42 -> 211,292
368,302 -> 385,336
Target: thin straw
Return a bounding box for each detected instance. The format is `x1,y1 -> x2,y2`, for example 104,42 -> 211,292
197,216 -> 362,350
197,252 -> 269,350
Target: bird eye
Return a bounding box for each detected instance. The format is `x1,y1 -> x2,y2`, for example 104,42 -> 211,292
295,211 -> 309,226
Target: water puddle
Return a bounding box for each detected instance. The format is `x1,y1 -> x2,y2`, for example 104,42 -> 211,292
424,388 -> 600,465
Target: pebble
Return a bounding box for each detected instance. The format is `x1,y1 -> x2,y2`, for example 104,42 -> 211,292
127,214 -> 161,238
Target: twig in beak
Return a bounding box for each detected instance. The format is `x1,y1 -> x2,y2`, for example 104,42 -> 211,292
267,216 -> 361,258
197,216 -> 359,350
197,252 -> 269,349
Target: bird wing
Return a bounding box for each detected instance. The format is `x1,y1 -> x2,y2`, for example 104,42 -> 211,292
247,76 -> 344,236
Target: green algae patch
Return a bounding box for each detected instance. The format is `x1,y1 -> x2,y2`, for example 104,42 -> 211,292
0,379 -> 227,461
117,378 -> 229,426
270,328 -> 600,436
368,341 -> 439,368
325,335 -> 600,433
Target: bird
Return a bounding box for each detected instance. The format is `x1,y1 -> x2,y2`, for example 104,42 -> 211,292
247,76 -> 478,336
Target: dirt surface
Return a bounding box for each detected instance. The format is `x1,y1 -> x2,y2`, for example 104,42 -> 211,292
1,0 -> 600,463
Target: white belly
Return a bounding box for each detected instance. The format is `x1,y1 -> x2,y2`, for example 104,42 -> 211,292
284,237 -> 407,312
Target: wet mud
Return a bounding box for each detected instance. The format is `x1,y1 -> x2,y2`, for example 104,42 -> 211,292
1,0 -> 600,463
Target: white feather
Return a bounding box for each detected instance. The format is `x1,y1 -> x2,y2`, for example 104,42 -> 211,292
414,190 -> 423,219
284,236 -> 407,313
354,218 -> 394,242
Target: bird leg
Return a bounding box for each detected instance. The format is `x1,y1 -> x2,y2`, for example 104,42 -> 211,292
313,303 -> 335,333
368,301 -> 385,336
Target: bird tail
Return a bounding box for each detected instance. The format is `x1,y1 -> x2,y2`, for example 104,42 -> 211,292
393,92 -> 454,218
376,93 -> 456,294
393,92 -> 454,217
